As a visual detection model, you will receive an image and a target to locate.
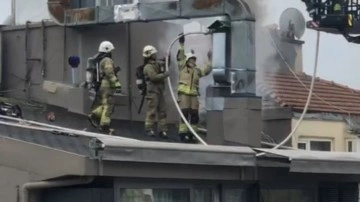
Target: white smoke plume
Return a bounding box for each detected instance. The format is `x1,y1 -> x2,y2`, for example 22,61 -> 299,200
157,0 -> 286,122
254,0 -> 284,96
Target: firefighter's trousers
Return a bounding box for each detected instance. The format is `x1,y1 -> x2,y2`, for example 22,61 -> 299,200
178,93 -> 199,136
91,89 -> 115,127
145,92 -> 168,132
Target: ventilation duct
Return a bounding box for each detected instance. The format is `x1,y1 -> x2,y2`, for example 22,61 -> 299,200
47,0 -> 255,26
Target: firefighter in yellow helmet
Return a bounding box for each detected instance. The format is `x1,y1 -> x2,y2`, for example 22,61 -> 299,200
143,45 -> 169,138
87,41 -> 122,134
177,35 -> 212,143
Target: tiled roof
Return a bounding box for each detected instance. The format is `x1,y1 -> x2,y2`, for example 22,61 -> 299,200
257,72 -> 360,115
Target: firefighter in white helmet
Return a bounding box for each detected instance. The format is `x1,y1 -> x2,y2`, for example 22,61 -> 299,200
142,45 -> 169,138
176,34 -> 212,143
87,41 -> 122,134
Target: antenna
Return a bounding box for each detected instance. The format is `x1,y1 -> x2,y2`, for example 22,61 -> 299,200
279,8 -> 306,40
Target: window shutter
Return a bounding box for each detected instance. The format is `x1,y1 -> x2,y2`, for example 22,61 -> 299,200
319,186 -> 339,202
340,184 -> 358,202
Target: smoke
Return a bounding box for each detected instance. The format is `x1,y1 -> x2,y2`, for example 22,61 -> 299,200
157,1 -> 290,121
254,0 -> 283,96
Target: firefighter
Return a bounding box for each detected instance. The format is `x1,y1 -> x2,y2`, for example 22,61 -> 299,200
176,35 -> 212,143
87,41 -> 122,134
143,45 -> 169,138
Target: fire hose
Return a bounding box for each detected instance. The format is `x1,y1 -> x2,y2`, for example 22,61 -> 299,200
256,31 -> 321,157
165,32 -> 209,145
0,114 -> 137,141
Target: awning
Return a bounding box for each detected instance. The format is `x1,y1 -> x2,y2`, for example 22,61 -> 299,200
94,137 -> 256,167
255,148 -> 360,174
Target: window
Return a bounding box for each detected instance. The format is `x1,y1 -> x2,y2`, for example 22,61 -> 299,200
310,141 -> 331,151
319,183 -> 359,202
223,189 -> 248,202
297,142 -> 307,150
261,189 -> 315,202
346,139 -> 356,152
297,139 -> 333,151
116,186 -> 215,202
260,183 -> 316,202
119,188 -> 190,202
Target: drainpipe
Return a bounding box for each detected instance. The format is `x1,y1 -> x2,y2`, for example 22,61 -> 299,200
20,177 -> 94,202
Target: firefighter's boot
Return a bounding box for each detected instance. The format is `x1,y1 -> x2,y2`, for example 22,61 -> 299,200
99,125 -> 114,135
159,131 -> 168,139
88,113 -> 99,128
147,130 -> 155,137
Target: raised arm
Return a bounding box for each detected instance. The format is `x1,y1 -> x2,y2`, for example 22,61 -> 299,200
177,33 -> 186,70
199,50 -> 213,77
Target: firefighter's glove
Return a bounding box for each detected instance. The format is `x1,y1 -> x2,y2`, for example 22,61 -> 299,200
160,65 -> 166,73
114,66 -> 121,74
163,71 -> 170,77
81,82 -> 92,90
207,50 -> 212,60
179,33 -> 185,44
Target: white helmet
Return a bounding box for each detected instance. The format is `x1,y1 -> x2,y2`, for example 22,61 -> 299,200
98,41 -> 115,53
143,45 -> 158,58
185,52 -> 197,63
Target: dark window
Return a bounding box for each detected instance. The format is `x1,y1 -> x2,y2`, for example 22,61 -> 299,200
260,189 -> 315,202
194,189 -> 213,202
223,188 -> 256,202
310,141 -> 331,151
298,142 -> 307,150
319,183 -> 358,202
119,189 -> 190,202
347,141 -> 353,152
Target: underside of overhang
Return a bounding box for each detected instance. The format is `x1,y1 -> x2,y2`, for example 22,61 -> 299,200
0,128 -> 257,181
0,136 -> 97,180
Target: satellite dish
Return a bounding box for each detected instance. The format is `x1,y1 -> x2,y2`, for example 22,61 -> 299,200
279,8 -> 306,39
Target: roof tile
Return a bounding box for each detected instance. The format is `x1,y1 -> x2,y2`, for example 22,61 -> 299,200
257,72 -> 360,115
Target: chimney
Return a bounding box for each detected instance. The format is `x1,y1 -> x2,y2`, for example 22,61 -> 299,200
272,25 -> 305,73
258,25 -> 305,74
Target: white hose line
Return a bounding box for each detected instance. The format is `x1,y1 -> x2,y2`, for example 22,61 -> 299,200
256,31 -> 321,157
0,114 -> 137,141
165,32 -> 209,145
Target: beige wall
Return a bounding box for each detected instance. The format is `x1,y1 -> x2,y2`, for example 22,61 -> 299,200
291,118 -> 358,152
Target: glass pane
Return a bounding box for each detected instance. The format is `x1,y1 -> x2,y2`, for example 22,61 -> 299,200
347,141 -> 353,152
224,189 -> 247,202
261,189 -> 314,202
120,189 -> 189,202
298,143 -> 307,150
194,189 -> 212,202
310,141 -> 331,151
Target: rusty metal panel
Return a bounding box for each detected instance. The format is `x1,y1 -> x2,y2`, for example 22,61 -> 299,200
180,0 -> 225,18
65,8 -> 97,25
139,0 -> 180,21
48,0 -> 72,24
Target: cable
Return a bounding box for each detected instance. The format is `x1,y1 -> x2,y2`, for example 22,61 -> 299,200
165,32 -> 209,145
0,114 -> 138,141
256,30 -> 321,157
263,31 -> 352,118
